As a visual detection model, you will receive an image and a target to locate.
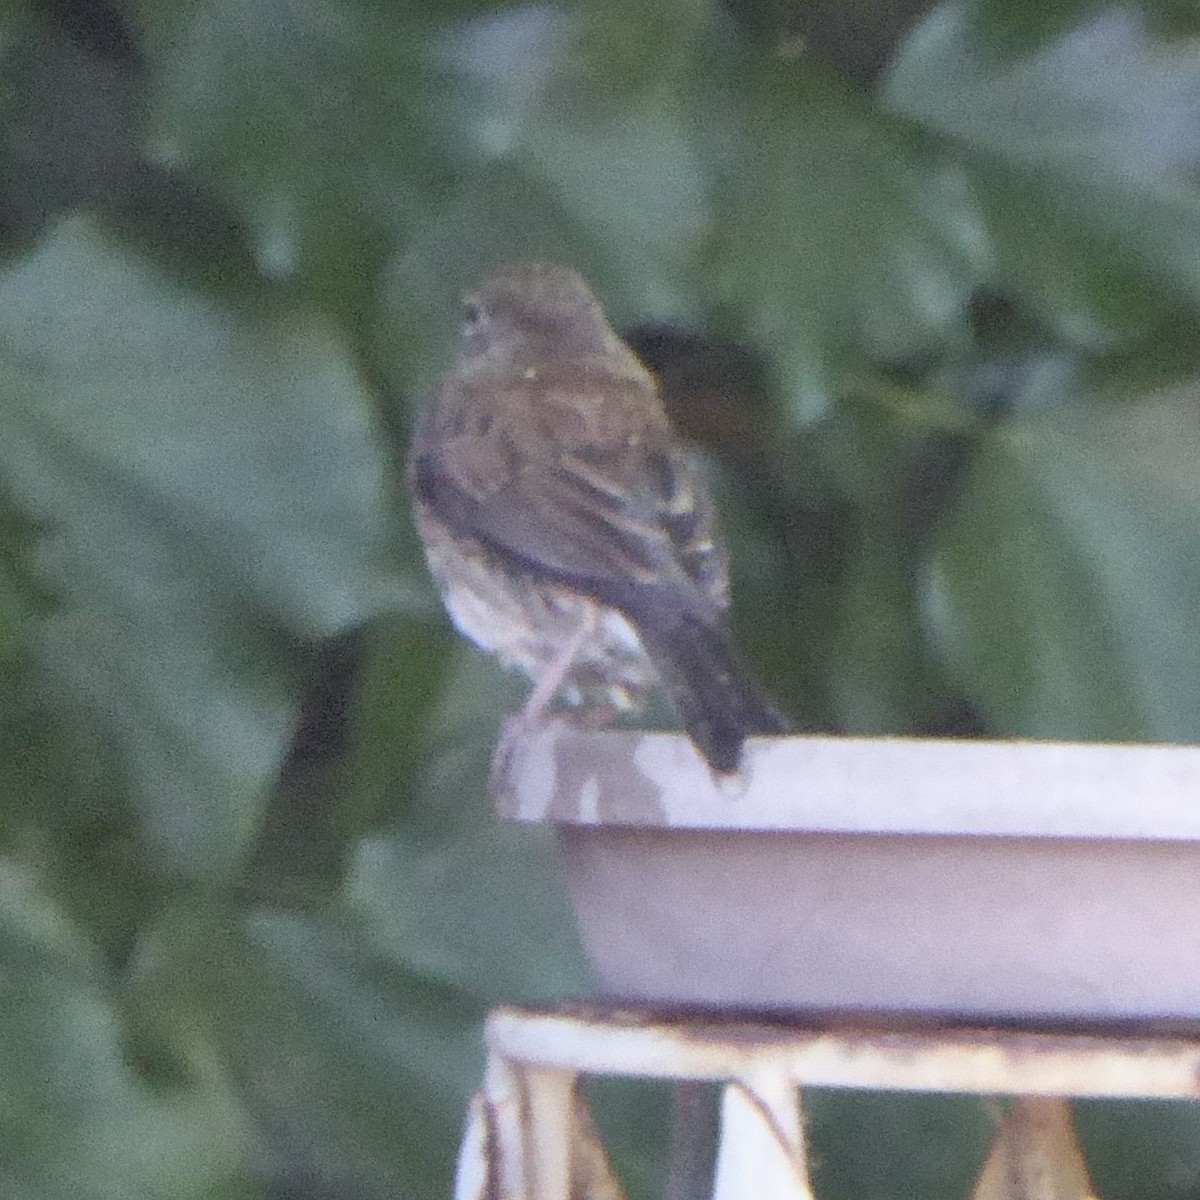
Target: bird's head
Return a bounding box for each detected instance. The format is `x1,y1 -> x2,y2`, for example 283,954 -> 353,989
457,263 -> 622,366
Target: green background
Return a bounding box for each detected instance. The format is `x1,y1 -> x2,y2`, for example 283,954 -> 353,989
4,0 -> 1200,1195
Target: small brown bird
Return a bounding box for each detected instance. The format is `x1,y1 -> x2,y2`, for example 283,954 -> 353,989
409,263 -> 787,774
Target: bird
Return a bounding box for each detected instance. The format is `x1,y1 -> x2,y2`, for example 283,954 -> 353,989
408,262 -> 788,776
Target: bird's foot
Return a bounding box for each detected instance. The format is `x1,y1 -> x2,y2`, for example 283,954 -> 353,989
488,712 -> 537,798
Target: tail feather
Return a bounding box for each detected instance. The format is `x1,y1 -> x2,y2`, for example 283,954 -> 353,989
632,606 -> 789,773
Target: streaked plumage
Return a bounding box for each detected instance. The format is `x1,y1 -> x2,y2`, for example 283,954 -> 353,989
409,263 -> 787,773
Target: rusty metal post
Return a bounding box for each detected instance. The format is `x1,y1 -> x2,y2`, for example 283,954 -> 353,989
454,1004 -> 1200,1199
712,1067 -> 815,1200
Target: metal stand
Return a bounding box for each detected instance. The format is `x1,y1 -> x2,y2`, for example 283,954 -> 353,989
455,1003 -> 1200,1199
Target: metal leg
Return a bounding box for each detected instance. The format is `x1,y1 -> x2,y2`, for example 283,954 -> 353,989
466,1004 -> 1200,1200
571,1089 -> 629,1200
973,1097 -> 1097,1200
454,1089 -> 495,1200
521,1066 -> 577,1200
712,1066 -> 815,1200
456,1054 -> 580,1200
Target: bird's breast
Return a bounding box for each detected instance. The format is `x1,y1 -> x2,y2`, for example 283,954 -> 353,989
416,504 -> 659,711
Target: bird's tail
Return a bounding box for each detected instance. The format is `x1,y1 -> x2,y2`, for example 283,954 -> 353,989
633,607 -> 789,774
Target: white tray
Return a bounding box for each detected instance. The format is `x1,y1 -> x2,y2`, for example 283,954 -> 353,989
496,725 -> 1200,1022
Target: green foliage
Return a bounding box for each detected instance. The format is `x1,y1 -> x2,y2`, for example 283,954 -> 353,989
3,0 -> 1200,1196
886,2 -> 1200,334
931,394 -> 1200,741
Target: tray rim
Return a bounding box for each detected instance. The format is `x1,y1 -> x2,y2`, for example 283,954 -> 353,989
497,724 -> 1200,841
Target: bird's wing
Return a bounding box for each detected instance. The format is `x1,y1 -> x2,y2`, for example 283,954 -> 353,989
638,443 -> 730,609
412,402 -> 728,614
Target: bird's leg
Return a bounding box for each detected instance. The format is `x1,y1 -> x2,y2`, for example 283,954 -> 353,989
524,607 -> 598,724
491,606 -> 596,785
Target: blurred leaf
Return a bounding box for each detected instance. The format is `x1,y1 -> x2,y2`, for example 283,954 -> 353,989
0,217 -> 404,878
0,6 -> 141,255
0,1 -> 26,31
377,0 -> 712,390
520,87 -> 709,313
893,3 -> 1200,175
343,637 -> 590,997
137,896 -> 492,1200
1077,1099 -> 1200,1200
712,60 -> 981,418
928,388 -> 1200,740
715,461 -> 846,733
0,692 -> 167,964
0,862 -> 255,1200
807,1090 -> 992,1200
377,162 -> 597,402
348,820 -> 587,1001
1087,302 -> 1200,397
814,388 -> 976,733
140,639 -> 590,1197
887,2 -> 1200,336
0,487 -> 52,672
134,0 -> 455,309
831,524 -> 946,734
452,0 -> 711,277
330,617 -> 455,836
